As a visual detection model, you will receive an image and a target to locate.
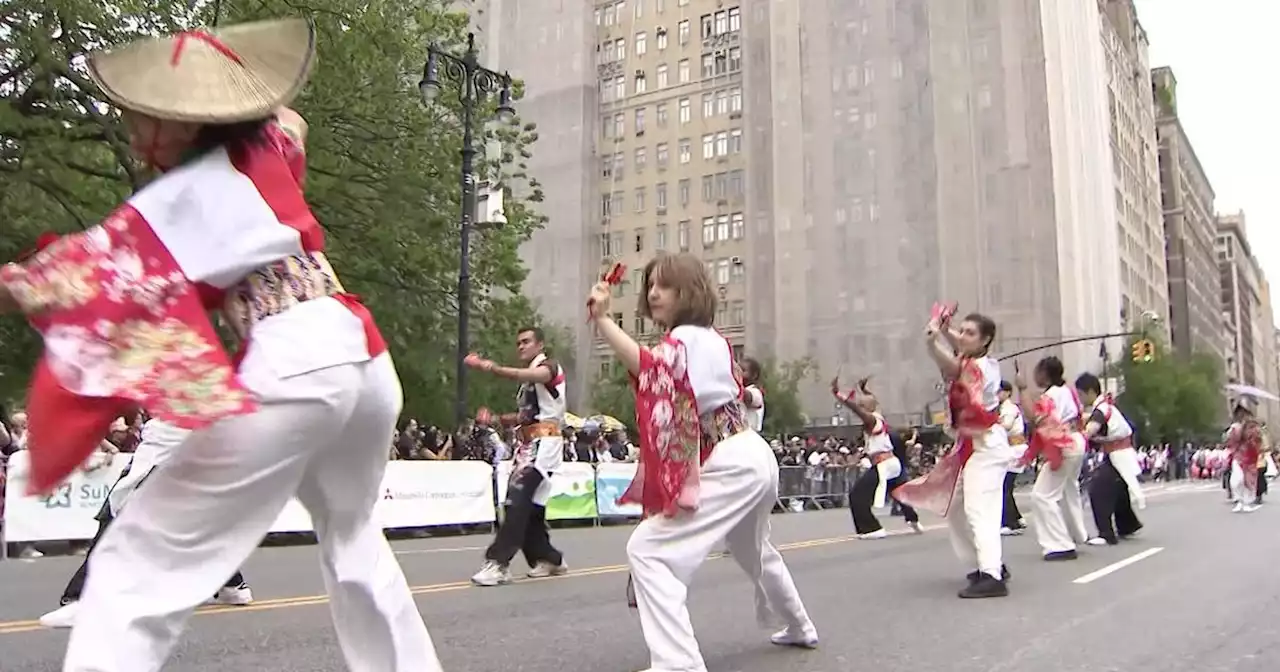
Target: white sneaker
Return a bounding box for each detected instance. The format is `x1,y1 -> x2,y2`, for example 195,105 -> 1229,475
209,583 -> 254,606
1242,504 -> 1260,513
771,627 -> 819,649
527,561 -> 569,578
1000,526 -> 1023,536
1086,537 -> 1109,546
1232,502 -> 1244,513
39,602 -> 80,629
18,547 -> 44,559
857,529 -> 888,540
907,521 -> 924,534
471,560 -> 512,586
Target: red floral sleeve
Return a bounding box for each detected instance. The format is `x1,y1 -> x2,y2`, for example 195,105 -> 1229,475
617,336 -> 704,517
1020,393 -> 1073,471
0,207 -> 257,493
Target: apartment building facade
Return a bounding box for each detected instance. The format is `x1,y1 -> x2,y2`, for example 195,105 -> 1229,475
1099,0 -> 1169,334
1153,66 -> 1224,363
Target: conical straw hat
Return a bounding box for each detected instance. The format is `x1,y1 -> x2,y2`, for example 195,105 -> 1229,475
87,18 -> 316,124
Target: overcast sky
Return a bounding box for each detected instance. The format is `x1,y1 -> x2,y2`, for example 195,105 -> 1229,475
1133,0 -> 1280,319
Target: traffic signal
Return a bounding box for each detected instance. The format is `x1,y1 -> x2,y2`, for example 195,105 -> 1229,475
1131,339 -> 1155,363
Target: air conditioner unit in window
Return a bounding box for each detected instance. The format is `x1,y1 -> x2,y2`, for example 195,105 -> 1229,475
731,256 -> 742,265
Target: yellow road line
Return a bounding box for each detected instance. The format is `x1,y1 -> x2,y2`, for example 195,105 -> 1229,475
0,525 -> 938,636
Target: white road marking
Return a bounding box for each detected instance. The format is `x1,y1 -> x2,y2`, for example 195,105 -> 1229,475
1072,547 -> 1164,584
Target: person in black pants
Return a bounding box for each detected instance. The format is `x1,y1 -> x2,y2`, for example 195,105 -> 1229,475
1074,374 -> 1142,545
996,381 -> 1027,535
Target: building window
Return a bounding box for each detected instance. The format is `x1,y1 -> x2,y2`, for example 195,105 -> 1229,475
614,151 -> 625,179
714,10 -> 728,35
635,107 -> 646,134
730,300 -> 745,326
716,259 -> 730,285
634,146 -> 646,171
634,228 -> 645,252
701,53 -> 714,78
601,154 -> 614,179
614,76 -> 626,100
634,314 -> 647,335
701,14 -> 713,39
616,38 -> 626,61
716,89 -> 728,115
601,194 -> 613,217
678,220 -> 690,251
634,73 -> 647,94
656,63 -> 668,88
714,172 -> 727,199
679,138 -> 691,164
701,174 -> 714,202
656,142 -> 669,168
716,214 -> 729,241
656,182 -> 668,212
715,131 -> 728,157
729,128 -> 742,153
678,178 -> 690,206
636,32 -> 647,56
679,97 -> 691,124
731,261 -> 744,283
702,217 -> 716,245
634,187 -> 646,212
656,223 -> 668,250
678,59 -> 690,83
656,28 -> 668,50
731,212 -> 745,238
611,191 -> 624,215
728,7 -> 741,32
613,113 -> 625,137
656,102 -> 668,126
702,92 -> 714,118
678,19 -> 690,45
634,0 -> 643,19
702,133 -> 715,159
728,47 -> 741,72
729,86 -> 742,112
728,170 -> 744,198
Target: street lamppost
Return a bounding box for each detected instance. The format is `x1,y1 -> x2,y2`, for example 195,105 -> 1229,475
419,32 -> 515,427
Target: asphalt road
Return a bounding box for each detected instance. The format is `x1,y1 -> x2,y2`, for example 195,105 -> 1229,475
0,480 -> 1272,672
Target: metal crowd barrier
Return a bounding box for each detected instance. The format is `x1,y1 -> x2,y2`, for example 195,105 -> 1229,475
776,464 -> 866,511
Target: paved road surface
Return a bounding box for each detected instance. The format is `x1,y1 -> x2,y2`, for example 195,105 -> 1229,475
0,481 -> 1272,671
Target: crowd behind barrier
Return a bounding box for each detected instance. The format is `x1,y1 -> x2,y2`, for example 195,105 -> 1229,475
0,452 -> 870,551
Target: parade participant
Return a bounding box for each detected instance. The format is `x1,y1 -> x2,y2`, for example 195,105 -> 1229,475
39,417 -> 255,629
1075,374 -> 1144,544
464,326 -> 569,585
0,19 -> 441,671
740,357 -> 765,432
834,375 -> 914,538
588,252 -> 818,671
896,308 -> 1015,599
1225,403 -> 1262,513
1256,425 -> 1272,505
997,381 -> 1027,536
1015,357 -> 1089,561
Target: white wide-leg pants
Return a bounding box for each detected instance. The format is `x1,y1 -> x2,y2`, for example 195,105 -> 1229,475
1030,437 -> 1088,554
63,354 -> 440,672
1229,460 -> 1254,504
627,431 -> 816,672
1107,447 -> 1146,510
947,429 -> 1015,580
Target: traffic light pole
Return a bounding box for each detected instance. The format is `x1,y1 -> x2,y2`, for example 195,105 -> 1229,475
995,331 -> 1143,363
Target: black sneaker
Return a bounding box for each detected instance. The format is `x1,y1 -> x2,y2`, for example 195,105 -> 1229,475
1043,550 -> 1079,562
966,564 -> 1011,583
959,573 -> 1008,599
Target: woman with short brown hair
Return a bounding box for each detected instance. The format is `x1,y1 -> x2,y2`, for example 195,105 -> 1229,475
589,252 -> 817,672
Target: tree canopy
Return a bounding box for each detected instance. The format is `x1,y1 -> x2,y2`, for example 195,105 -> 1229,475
1115,337 -> 1226,443
1,0 -> 559,426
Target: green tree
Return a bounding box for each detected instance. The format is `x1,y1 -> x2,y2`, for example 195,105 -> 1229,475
1115,337 -> 1226,443
1,1 -> 551,425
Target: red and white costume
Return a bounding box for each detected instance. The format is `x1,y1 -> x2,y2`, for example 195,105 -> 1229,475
620,325 -> 816,672
1226,420 -> 1262,509
2,126 -> 440,671
895,356 -> 1014,580
1022,386 -> 1089,555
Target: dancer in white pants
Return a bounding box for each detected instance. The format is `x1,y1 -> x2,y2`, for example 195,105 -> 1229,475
1225,404 -> 1262,513
589,253 -> 817,672
1015,357 -> 1089,561
897,308 -> 1014,599
1,19 -> 439,672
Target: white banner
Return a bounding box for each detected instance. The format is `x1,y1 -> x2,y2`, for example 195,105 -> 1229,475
495,461 -> 599,520
4,455 -> 497,543
2,452 -> 131,543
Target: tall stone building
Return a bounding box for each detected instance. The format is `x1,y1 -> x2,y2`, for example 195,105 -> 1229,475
1216,212 -> 1279,420
1099,0 -> 1168,335
1153,66 -> 1224,363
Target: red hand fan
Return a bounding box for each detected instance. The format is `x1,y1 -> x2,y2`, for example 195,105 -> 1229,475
586,262 -> 628,323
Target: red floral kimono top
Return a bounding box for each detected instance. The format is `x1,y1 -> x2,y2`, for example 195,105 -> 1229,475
0,123 -> 383,493
1019,385 -> 1083,471
893,356 -> 1000,517
617,325 -> 748,518
1227,420 -> 1262,493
